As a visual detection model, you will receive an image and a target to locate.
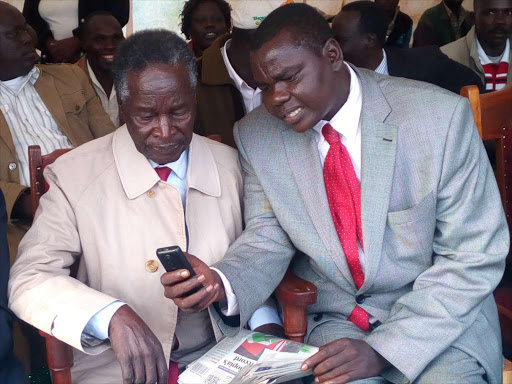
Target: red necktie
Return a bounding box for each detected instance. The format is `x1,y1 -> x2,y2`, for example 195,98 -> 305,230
322,123 -> 369,332
156,166 -> 172,181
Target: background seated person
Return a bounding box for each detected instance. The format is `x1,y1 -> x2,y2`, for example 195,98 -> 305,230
76,12 -> 125,127
414,0 -> 474,48
333,1 -> 484,94
8,29 -> 281,384
164,4 -> 508,384
0,1 -> 115,263
22,0 -> 129,63
375,0 -> 412,49
442,0 -> 512,92
180,0 -> 231,58
0,190 -> 27,384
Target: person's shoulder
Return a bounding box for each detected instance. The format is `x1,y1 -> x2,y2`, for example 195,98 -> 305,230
440,33 -> 472,60
397,11 -> 413,26
421,2 -> 444,19
37,63 -> 88,90
193,134 -> 240,176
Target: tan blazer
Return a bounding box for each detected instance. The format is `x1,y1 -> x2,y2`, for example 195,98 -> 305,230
0,64 -> 115,263
441,26 -> 512,88
8,126 -> 243,383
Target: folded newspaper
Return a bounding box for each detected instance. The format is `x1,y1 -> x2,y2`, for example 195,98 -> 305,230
178,329 -> 319,384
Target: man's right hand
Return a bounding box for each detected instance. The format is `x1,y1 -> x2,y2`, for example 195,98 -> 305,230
161,252 -> 227,313
109,305 -> 168,384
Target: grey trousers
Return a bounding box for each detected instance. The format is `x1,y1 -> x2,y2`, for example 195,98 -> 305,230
302,318 -> 487,384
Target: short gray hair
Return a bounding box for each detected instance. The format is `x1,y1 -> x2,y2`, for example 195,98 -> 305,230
113,29 -> 197,103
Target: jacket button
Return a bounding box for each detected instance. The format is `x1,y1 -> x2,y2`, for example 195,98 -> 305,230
8,162 -> 17,170
147,190 -> 155,198
145,260 -> 159,273
356,295 -> 366,305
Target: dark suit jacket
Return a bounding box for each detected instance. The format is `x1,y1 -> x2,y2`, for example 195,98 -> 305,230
385,46 -> 484,94
23,0 -> 129,62
0,190 -> 27,384
386,11 -> 412,49
413,2 -> 473,48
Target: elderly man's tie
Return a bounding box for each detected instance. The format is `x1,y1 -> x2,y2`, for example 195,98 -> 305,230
154,166 -> 179,383
322,124 -> 369,332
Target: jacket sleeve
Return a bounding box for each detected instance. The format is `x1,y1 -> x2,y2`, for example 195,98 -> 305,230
72,66 -> 116,139
364,98 -> 508,382
211,122 -> 296,335
23,0 -> 53,52
0,182 -> 28,222
8,166 -> 119,354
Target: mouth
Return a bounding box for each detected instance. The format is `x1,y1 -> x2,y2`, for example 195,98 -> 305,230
204,32 -> 217,40
151,143 -> 181,153
101,54 -> 115,63
282,107 -> 304,124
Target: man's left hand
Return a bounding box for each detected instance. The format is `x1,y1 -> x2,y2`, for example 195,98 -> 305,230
302,338 -> 390,384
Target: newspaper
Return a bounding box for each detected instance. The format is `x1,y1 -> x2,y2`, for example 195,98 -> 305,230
178,329 -> 319,384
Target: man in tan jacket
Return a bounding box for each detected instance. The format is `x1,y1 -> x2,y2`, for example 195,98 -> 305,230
0,2 -> 115,262
9,29 -> 281,384
441,0 -> 512,92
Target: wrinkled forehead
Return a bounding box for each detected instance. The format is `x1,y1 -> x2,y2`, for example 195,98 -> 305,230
126,63 -> 193,96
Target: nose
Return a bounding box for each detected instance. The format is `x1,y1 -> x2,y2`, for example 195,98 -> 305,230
153,115 -> 174,138
270,83 -> 291,107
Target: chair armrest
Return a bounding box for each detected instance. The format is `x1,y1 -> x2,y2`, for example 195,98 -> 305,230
39,331 -> 73,384
275,271 -> 317,342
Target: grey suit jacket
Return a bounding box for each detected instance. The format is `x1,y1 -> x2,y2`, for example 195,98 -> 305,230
212,68 -> 509,383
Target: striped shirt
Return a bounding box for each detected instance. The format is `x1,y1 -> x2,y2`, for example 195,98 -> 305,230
477,38 -> 510,92
375,49 -> 389,76
0,67 -> 72,187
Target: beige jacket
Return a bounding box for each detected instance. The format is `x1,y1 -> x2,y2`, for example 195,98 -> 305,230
8,126 -> 243,383
441,26 -> 512,88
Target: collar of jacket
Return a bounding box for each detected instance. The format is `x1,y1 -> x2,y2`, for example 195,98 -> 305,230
113,125 -> 221,199
199,33 -> 235,87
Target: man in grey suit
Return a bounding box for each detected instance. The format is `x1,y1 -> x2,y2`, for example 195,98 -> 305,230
162,4 -> 509,383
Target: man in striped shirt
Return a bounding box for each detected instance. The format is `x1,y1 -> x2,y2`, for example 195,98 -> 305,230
442,0 -> 512,92
0,1 -> 115,261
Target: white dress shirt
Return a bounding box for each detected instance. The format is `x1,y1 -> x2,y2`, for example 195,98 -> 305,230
38,0 -> 79,41
375,49 -> 389,76
219,64 -> 367,316
221,39 -> 262,113
0,67 -> 73,187
87,60 -> 120,127
82,149 -> 280,344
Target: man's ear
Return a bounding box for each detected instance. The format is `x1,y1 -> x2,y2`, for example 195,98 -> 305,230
323,38 -> 344,71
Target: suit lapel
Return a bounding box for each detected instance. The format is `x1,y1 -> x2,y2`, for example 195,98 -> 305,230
34,70 -> 76,145
356,70 -> 398,292
281,128 -> 354,286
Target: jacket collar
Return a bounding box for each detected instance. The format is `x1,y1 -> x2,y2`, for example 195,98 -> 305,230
113,125 -> 221,199
200,34 -> 234,86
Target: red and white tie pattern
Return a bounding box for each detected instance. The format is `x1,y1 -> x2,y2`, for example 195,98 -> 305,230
322,123 -> 369,332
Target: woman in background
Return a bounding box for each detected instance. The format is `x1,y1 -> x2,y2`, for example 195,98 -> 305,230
181,0 -> 231,58
23,0 -> 129,63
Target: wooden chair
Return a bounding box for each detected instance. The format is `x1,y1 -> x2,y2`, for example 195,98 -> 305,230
460,85 -> 512,378
28,140 -> 317,384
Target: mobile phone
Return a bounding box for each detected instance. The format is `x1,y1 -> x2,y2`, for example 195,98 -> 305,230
156,246 -> 201,295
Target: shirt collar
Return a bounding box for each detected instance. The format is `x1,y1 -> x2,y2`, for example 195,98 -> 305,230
0,66 -> 39,94
312,64 -> 362,142
477,36 -> 510,65
375,49 -> 389,75
221,39 -> 260,93
148,149 -> 188,181
86,59 -> 116,98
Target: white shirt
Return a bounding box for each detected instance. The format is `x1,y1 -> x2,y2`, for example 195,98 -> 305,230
38,0 -> 79,41
220,64 -> 367,317
221,39 -> 262,113
87,60 -> 120,127
0,67 -> 72,187
375,49 -> 390,76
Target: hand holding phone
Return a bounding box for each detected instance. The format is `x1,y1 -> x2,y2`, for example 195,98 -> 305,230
157,246 -> 200,294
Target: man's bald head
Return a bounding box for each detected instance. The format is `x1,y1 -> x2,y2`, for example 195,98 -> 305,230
0,1 -> 37,80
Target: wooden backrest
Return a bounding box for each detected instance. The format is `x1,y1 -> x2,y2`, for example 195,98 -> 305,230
461,85 -> 512,260
28,145 -> 72,218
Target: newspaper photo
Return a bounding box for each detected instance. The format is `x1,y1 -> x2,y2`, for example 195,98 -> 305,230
178,329 -> 319,384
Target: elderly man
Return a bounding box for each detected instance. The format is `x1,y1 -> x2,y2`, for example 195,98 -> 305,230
442,0 -> 512,92
165,3 -> 508,384
332,1 -> 483,94
0,1 -> 115,263
8,29 -> 280,384
75,12 -> 125,127
414,0 -> 474,48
